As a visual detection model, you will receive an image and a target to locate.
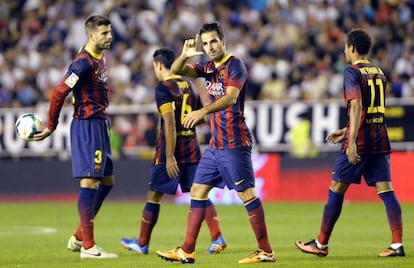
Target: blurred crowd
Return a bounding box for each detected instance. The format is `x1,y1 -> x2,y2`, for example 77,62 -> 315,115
1,0 -> 414,109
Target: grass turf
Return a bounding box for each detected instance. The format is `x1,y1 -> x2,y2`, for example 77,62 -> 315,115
0,201 -> 412,267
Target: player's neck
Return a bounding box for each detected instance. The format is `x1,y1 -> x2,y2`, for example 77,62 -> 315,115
213,52 -> 231,67
352,56 -> 369,65
163,72 -> 181,81
85,43 -> 103,59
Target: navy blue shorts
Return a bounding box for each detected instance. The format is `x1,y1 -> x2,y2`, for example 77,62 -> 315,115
194,147 -> 255,192
70,118 -> 113,179
332,153 -> 391,186
148,163 -> 198,194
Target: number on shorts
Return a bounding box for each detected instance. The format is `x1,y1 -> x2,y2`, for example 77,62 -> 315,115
95,150 -> 102,164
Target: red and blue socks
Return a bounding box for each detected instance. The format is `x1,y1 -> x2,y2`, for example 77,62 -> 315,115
318,189 -> 344,245
139,201 -> 160,246
244,197 -> 272,253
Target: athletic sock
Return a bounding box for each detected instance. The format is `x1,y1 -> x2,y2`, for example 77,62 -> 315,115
390,243 -> 403,249
244,197 -> 272,253
93,184 -> 113,214
74,184 -> 113,241
205,199 -> 222,241
139,201 -> 160,246
317,189 -> 344,245
78,187 -> 96,249
182,199 -> 207,253
379,191 -> 403,244
315,239 -> 328,249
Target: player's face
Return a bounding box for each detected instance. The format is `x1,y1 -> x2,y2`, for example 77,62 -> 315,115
92,25 -> 112,51
200,31 -> 226,62
153,61 -> 162,81
344,43 -> 352,63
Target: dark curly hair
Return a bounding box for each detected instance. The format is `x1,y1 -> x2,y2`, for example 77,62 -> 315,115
346,29 -> 372,55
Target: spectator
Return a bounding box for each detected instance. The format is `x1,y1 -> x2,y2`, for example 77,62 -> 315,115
0,1 -> 412,107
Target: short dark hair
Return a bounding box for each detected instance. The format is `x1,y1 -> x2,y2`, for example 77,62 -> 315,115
346,29 -> 372,55
153,48 -> 176,69
85,15 -> 111,33
199,22 -> 224,40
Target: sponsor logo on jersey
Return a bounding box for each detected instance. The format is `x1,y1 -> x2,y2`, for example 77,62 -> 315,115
205,81 -> 225,96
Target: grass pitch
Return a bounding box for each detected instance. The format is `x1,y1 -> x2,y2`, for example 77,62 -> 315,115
0,201 -> 412,268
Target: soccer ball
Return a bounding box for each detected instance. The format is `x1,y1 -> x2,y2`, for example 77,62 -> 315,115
15,113 -> 45,141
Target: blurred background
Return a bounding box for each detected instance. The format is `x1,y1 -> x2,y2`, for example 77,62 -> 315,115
1,0 -> 413,203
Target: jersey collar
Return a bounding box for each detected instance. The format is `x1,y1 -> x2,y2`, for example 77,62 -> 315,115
353,59 -> 370,65
164,74 -> 182,81
84,46 -> 102,60
214,53 -> 232,68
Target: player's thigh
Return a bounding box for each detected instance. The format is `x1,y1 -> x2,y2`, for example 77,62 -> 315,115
216,147 -> 255,191
179,163 -> 198,192
363,154 -> 391,186
194,149 -> 223,187
71,119 -> 111,179
102,175 -> 115,186
332,153 -> 364,184
148,165 -> 180,195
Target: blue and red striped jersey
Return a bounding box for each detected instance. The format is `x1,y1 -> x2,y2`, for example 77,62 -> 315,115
48,46 -> 109,130
342,60 -> 391,154
193,54 -> 253,149
154,75 -> 202,165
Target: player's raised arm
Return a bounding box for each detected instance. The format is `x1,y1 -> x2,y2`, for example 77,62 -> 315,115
171,35 -> 203,77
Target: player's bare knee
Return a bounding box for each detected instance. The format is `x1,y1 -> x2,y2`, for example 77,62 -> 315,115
375,181 -> 393,193
80,178 -> 100,189
102,175 -> 115,186
190,183 -> 210,199
237,187 -> 256,202
147,191 -> 163,202
329,180 -> 349,194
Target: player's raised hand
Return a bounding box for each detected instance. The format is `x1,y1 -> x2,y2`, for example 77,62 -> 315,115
181,34 -> 204,59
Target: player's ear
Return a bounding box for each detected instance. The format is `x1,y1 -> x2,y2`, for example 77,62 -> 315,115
88,31 -> 95,42
153,61 -> 160,69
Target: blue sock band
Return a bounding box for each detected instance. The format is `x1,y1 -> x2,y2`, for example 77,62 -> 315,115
206,199 -> 213,207
190,199 -> 208,208
145,202 -> 160,213
245,198 -> 261,212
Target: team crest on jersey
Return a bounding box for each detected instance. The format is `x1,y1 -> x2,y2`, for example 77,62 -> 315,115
64,72 -> 79,88
219,69 -> 226,80
98,70 -> 109,83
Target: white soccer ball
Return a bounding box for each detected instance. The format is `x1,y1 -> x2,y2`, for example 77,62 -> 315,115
15,113 -> 45,141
